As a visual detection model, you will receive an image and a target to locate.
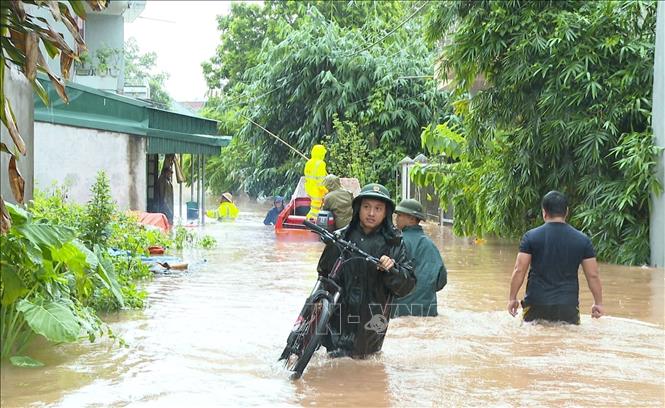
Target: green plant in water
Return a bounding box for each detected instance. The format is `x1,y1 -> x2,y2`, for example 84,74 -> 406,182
173,226 -> 191,250
199,235 -> 217,249
29,183 -> 170,314
173,226 -> 216,250
81,171 -> 115,248
0,203 -> 123,366
30,184 -> 85,233
107,212 -> 173,255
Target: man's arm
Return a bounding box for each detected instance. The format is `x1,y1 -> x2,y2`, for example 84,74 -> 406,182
508,252 -> 531,317
581,257 -> 604,318
380,243 -> 416,297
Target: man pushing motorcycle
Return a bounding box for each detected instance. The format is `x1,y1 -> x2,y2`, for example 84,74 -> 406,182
316,183 -> 416,358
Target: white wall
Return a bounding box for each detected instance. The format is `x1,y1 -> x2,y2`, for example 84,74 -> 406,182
1,66 -> 34,204
34,123 -> 146,210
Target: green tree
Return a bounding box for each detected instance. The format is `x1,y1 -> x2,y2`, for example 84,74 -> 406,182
418,0 -> 661,264
324,116 -> 376,186
124,37 -> 172,108
201,0 -> 407,94
204,4 -> 444,196
81,171 -> 115,248
201,2 -> 271,92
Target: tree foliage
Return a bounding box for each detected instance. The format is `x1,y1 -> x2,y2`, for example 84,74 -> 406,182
201,0 -> 407,93
324,116 -> 376,186
204,3 -> 444,196
416,0 -> 661,264
81,171 -> 115,248
124,37 -> 171,108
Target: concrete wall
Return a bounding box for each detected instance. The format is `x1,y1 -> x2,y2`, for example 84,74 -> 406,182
1,67 -> 34,205
31,5 -> 126,92
84,14 -> 126,92
651,2 -> 665,267
34,123 -> 146,210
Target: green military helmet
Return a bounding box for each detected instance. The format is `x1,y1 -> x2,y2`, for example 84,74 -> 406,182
395,198 -> 426,221
352,183 -> 394,207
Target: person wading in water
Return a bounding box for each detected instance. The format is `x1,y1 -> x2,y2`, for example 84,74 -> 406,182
317,183 -> 416,358
508,190 -> 604,324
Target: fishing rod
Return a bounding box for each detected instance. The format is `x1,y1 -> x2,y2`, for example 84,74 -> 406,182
240,114 -> 309,160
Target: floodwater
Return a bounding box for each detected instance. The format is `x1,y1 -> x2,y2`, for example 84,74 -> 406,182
1,209 -> 664,407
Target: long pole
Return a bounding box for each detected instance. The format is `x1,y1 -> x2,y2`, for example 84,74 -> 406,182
241,114 -> 308,160
198,154 -> 202,224
650,1 -> 665,267
190,154 -> 194,217
201,155 -> 206,226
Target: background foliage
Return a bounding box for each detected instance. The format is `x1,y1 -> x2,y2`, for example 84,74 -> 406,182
124,37 -> 172,108
201,1 -> 443,197
415,0 -> 661,264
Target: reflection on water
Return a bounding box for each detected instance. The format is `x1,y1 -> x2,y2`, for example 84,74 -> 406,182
1,210 -> 664,407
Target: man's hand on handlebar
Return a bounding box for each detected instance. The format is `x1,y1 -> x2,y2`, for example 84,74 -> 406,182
376,255 -> 395,272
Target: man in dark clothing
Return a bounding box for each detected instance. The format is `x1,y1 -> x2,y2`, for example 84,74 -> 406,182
321,174 -> 353,229
155,161 -> 174,225
263,196 -> 285,225
392,199 -> 447,317
508,191 -> 604,324
317,183 -> 416,358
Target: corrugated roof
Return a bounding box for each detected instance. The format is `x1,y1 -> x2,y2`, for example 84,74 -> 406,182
34,74 -> 231,155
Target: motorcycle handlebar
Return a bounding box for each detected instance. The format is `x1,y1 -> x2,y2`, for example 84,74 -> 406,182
303,219 -> 332,239
303,220 -> 399,274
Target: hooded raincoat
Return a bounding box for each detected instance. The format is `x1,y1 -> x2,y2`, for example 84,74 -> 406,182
316,194 -> 416,357
263,196 -> 285,225
391,225 -> 447,317
321,175 -> 353,229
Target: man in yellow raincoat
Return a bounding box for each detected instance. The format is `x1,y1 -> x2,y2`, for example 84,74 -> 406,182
217,192 -> 239,220
304,144 -> 327,219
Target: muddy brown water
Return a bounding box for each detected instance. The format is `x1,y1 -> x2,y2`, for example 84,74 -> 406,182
1,210 -> 663,407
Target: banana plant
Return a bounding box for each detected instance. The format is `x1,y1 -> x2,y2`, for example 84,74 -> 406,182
1,0 -> 107,234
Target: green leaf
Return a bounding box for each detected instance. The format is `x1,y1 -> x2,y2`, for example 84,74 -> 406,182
94,246 -> 124,308
0,265 -> 28,305
32,79 -> 49,107
68,0 -> 86,18
42,39 -> 60,60
51,242 -> 88,274
9,355 -> 45,368
4,202 -> 28,226
16,298 -> 80,343
72,240 -> 98,269
15,223 -> 76,250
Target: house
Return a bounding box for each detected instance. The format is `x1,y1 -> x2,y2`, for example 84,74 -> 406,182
26,1 -> 230,223
34,76 -> 229,217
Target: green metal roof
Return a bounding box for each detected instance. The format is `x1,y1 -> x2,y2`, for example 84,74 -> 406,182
34,75 -> 231,155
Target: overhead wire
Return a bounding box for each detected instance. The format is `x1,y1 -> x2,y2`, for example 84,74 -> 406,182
216,1 -> 431,159
339,1 -> 429,59
214,1 -> 429,111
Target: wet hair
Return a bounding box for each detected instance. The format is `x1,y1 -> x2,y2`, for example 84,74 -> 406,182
541,191 -> 568,217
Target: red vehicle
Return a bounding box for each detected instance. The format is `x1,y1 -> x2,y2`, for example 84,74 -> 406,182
274,177 -> 360,239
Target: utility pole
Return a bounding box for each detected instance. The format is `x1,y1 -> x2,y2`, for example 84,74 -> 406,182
651,2 -> 665,267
